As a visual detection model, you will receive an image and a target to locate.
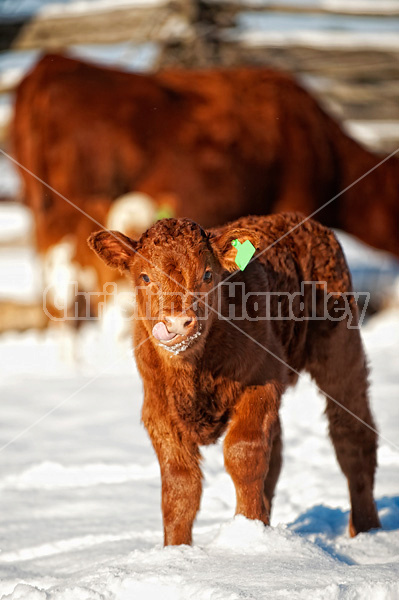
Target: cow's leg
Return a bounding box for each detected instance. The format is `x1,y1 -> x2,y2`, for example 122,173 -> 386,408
223,382 -> 281,524
142,402 -> 202,546
263,417 -> 282,516
307,324 -> 381,536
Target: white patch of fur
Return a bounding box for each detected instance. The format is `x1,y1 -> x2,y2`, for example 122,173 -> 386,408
43,238 -> 98,311
77,265 -> 98,293
43,238 -> 79,309
106,193 -> 156,237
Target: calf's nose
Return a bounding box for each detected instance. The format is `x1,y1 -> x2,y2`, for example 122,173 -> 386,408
165,314 -> 196,336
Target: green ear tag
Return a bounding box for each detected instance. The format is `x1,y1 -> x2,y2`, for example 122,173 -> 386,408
155,205 -> 175,221
231,239 -> 256,271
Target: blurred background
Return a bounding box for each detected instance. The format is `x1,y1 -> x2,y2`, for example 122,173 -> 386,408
0,0 -> 398,350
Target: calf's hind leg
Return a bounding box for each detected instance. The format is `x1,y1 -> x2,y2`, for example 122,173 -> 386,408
263,417 -> 282,516
307,324 -> 381,536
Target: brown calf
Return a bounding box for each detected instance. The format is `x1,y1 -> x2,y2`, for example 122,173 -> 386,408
88,212 -> 381,545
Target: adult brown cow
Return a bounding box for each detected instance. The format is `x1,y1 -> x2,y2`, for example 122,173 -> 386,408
88,213 -> 381,546
13,53 -> 399,265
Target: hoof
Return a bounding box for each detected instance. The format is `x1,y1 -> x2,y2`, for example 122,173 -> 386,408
349,511 -> 381,537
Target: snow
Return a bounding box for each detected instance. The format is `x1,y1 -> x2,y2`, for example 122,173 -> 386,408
235,29 -> 399,51
320,0 -> 399,13
0,103 -> 13,131
344,121 -> 399,151
233,11 -> 399,49
0,247 -> 42,303
0,203 -> 33,243
0,203 -> 41,302
39,0 -> 167,18
212,0 -> 399,16
0,51 -> 41,90
67,43 -> 159,72
230,0 -> 399,12
334,230 -> 399,308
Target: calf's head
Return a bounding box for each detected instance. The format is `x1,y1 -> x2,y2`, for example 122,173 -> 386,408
88,218 -> 259,354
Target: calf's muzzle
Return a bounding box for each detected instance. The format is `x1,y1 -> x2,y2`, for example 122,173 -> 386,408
152,312 -> 197,342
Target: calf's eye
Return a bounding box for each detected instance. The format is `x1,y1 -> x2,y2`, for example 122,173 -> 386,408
141,274 -> 150,283
203,270 -> 212,283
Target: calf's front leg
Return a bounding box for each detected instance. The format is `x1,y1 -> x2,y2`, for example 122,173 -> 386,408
159,448 -> 202,545
224,382 -> 281,524
142,400 -> 202,546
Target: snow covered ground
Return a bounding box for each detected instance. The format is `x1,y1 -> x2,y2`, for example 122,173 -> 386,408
0,263 -> 398,598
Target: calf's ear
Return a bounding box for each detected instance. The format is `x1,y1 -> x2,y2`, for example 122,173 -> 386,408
210,228 -> 260,272
87,230 -> 137,273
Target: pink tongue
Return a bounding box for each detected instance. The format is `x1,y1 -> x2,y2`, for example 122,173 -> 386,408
152,322 -> 176,342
